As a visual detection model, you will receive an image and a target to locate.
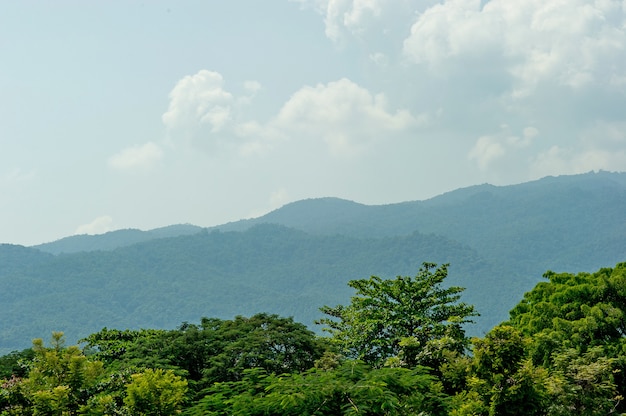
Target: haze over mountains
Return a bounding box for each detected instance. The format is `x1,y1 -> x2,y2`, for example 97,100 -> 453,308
1,171 -> 625,354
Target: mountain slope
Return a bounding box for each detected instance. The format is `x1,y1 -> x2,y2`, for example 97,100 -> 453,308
1,226 -> 490,354
2,171 -> 624,355
218,171 -> 626,277
33,224 -> 203,255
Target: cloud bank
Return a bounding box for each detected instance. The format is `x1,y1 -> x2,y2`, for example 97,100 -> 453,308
161,71 -> 421,158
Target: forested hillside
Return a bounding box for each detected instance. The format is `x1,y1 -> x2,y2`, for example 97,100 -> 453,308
2,262 -> 625,415
1,171 -> 625,355
219,171 -> 626,275
1,227 -> 488,354
33,224 -> 203,255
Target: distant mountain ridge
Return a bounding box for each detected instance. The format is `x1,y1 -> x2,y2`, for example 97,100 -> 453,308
219,170 -> 626,271
1,170 -> 623,355
33,224 -> 203,255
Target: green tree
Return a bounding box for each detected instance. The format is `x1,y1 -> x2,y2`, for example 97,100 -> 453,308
81,328 -> 172,370
507,262 -> 626,413
456,325 -> 547,416
1,332 -> 106,415
0,348 -> 35,379
187,361 -> 449,416
317,263 -> 477,367
545,347 -> 621,416
508,263 -> 626,365
202,313 -> 328,384
124,368 -> 187,416
82,314 -> 328,395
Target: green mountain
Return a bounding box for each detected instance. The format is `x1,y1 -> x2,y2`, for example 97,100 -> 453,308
33,224 -> 203,255
0,171 -> 624,355
1,227 -> 484,354
219,170 -> 626,276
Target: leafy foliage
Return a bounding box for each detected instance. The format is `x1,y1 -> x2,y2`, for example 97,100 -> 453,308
3,260 -> 626,414
508,263 -> 626,364
124,368 -> 187,416
186,362 -> 449,416
318,263 -> 477,367
82,313 -> 327,395
5,172 -> 626,354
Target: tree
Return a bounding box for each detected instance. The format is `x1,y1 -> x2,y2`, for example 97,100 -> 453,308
82,314 -> 328,394
455,325 -> 548,416
201,313 -> 328,384
507,262 -> 626,413
508,263 -> 626,365
187,361 -> 449,416
545,346 -> 621,416
0,332 -> 106,415
0,348 -> 35,379
124,368 -> 187,416
317,263 -> 477,367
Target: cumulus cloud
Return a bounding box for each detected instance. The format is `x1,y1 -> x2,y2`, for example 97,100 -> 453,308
269,78 -> 419,156
163,70 -> 235,141
468,136 -> 505,170
162,70 -> 266,153
108,142 -> 163,172
469,125 -> 539,170
403,0 -> 626,97
292,0 -> 422,45
74,215 -> 115,235
325,0 -> 384,41
164,70 -> 422,158
531,121 -> 626,177
369,52 -> 389,67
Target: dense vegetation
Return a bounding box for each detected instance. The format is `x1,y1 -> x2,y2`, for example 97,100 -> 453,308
0,227 -> 488,354
2,262 -> 625,415
2,172 -> 626,355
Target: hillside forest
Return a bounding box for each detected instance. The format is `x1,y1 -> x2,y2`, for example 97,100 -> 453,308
1,261 -> 625,415
2,171 -> 626,356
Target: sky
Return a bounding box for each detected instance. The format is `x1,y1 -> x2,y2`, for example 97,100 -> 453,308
1,0 -> 625,246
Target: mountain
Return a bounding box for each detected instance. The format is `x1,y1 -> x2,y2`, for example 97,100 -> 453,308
1,226 -> 486,355
1,171 -> 624,355
218,171 -> 626,276
33,224 -> 203,255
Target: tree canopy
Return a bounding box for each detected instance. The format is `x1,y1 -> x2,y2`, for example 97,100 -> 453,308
2,261 -> 626,415
317,262 -> 478,367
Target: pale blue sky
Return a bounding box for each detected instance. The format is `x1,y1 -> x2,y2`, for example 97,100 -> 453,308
2,0 -> 625,245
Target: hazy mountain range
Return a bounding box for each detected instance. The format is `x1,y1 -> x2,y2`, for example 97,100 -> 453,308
1,170 -> 625,354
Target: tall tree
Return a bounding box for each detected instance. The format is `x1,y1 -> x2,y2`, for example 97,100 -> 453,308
0,332 -> 106,415
124,368 -> 187,416
186,362 -> 449,416
318,263 -> 477,367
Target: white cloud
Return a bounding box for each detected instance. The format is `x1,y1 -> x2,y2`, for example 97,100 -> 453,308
292,0 -> 423,44
75,216 -> 115,235
403,0 -> 626,97
162,70 -> 235,138
468,135 -> 506,170
163,70 -> 266,153
108,142 -> 163,172
269,78 -> 419,156
369,52 -> 389,67
164,71 -> 422,159
469,125 -> 539,170
531,121 -> 626,177
327,0 -> 384,41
